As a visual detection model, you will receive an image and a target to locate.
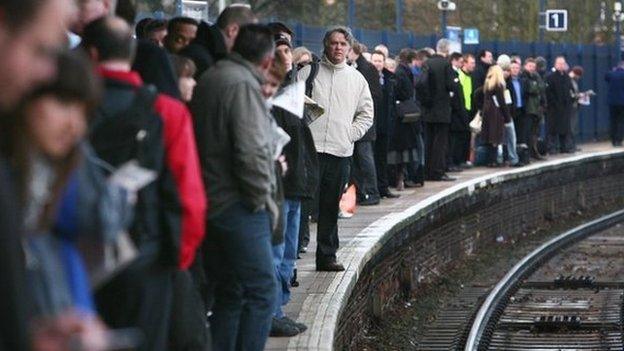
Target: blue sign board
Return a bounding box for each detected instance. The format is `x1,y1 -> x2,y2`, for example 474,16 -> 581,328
463,28 -> 479,45
445,26 -> 462,42
545,9 -> 568,32
445,26 -> 462,53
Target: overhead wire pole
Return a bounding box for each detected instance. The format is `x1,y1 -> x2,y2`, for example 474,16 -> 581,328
348,0 -> 356,29
441,9 -> 447,38
396,0 -> 404,33
618,20 -> 622,60
616,2 -> 623,61
539,0 -> 545,42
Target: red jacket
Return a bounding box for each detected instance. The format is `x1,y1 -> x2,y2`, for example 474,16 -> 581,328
99,68 -> 207,269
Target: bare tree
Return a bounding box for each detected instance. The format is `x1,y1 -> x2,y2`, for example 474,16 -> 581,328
134,0 -> 621,45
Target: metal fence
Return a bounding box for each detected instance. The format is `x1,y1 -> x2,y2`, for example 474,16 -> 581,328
292,23 -> 620,142
135,10 -> 619,141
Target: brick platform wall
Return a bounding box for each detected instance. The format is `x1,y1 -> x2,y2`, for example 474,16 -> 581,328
335,154 -> 624,350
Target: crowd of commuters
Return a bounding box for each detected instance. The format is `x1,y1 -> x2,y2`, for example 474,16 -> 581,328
1,0 -> 624,350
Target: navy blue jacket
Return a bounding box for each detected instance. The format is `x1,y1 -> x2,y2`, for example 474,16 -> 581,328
605,68 -> 624,106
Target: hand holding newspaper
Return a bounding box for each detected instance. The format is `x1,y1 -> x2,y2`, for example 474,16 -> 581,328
578,89 -> 596,106
270,81 -> 305,118
269,81 -> 325,125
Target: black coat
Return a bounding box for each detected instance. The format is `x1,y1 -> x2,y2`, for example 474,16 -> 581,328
450,68 -> 470,132
376,68 -> 396,137
0,159 -> 31,351
390,64 -> 419,152
481,86 -> 511,145
422,55 -> 452,124
133,40 -> 181,99
179,22 -> 227,78
473,60 -> 491,91
521,70 -> 547,117
272,105 -> 319,200
473,86 -> 484,110
545,71 -> 575,135
355,55 -> 382,141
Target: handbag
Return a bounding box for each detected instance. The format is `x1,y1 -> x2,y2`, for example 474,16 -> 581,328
469,111 -> 483,134
396,99 -> 422,123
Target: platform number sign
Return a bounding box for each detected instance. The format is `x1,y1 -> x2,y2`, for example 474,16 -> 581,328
546,9 -> 568,32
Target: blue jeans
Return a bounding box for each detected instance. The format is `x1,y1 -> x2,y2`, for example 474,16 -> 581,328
205,202 -> 276,351
504,121 -> 519,165
272,199 -> 301,318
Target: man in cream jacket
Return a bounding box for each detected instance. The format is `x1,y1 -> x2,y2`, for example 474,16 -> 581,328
298,26 -> 374,271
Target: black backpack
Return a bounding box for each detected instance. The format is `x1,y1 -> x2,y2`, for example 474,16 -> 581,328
414,64 -> 433,109
304,61 -> 320,98
303,62 -> 321,126
90,82 -> 161,170
89,81 -> 181,268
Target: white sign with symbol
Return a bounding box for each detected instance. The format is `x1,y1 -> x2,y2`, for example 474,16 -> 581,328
463,28 -> 479,45
546,9 -> 568,32
182,0 -> 209,21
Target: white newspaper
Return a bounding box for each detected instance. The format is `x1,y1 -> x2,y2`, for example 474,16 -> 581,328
578,89 -> 596,106
504,89 -> 513,105
109,160 -> 157,205
273,127 -> 291,160
271,81 -> 306,118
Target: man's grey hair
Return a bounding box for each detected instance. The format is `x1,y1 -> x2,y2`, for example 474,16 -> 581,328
323,26 -> 355,50
436,38 -> 450,55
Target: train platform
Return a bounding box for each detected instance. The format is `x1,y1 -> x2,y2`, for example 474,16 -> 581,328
265,141 -> 624,350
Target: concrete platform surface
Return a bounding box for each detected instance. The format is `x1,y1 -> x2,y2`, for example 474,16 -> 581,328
265,142 -> 622,350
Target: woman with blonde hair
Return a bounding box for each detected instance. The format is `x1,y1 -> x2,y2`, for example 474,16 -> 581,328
292,46 -> 313,67
480,65 -> 512,166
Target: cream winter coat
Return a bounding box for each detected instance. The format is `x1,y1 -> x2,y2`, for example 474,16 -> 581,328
298,57 -> 374,157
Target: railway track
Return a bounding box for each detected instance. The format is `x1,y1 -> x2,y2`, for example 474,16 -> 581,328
464,209 -> 624,351
416,209 -> 624,350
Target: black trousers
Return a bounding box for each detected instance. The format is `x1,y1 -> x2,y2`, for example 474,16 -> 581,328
449,131 -> 470,166
425,122 -> 450,179
514,112 -> 530,146
169,270 -> 210,351
352,140 -> 379,200
374,133 -> 390,194
485,144 -> 498,165
298,199 -> 312,250
526,113 -> 543,156
316,153 -> 350,264
610,105 -> 624,145
547,133 -> 572,153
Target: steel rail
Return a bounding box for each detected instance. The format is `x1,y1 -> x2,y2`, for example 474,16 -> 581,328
464,208 -> 624,351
